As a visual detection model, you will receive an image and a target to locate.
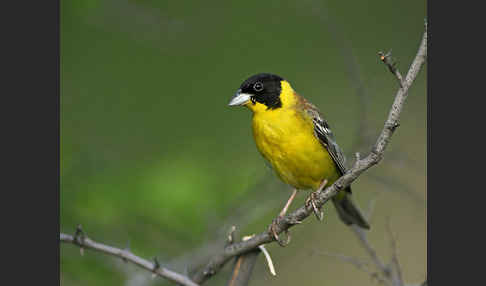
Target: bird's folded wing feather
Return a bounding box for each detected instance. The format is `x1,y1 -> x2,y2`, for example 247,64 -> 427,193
299,97 -> 348,176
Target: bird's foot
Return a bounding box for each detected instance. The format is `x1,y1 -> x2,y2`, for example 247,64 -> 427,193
267,215 -> 291,247
305,192 -> 324,221
305,179 -> 328,221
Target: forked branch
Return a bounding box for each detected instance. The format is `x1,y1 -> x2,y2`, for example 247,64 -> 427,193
60,226 -> 199,286
192,23 -> 427,284
59,23 -> 427,286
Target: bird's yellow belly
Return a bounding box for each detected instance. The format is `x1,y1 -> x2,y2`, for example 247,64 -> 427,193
252,110 -> 340,191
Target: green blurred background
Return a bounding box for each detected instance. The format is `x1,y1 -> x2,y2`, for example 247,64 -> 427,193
60,0 -> 426,285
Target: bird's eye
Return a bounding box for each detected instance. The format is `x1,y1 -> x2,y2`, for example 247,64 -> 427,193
250,96 -> 256,104
254,82 -> 264,92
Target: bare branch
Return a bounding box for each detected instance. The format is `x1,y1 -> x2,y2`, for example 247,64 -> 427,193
316,201 -> 407,286
319,222 -> 405,286
226,249 -> 260,286
226,233 -> 276,286
191,25 -> 427,284
60,231 -> 199,286
60,24 -> 426,286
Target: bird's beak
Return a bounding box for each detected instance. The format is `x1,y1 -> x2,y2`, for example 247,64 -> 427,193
228,89 -> 251,106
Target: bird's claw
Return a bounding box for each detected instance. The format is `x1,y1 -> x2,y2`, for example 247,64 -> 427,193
268,216 -> 291,247
305,191 -> 324,221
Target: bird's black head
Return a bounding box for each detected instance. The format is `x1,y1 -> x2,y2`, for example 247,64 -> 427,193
229,73 -> 284,110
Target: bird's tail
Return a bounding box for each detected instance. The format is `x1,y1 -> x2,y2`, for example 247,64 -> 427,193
332,191 -> 370,229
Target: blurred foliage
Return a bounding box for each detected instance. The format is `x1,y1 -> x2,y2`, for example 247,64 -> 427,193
61,0 -> 426,285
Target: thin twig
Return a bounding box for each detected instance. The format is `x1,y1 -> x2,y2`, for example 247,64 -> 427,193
367,172 -> 425,204
315,198 -> 399,286
365,197 -> 378,221
226,225 -> 237,246
317,251 -> 372,273
379,50 -> 405,88
320,222 -> 403,286
350,226 -> 392,278
191,25 -> 427,284
314,251 -> 389,286
60,232 -> 199,286
386,218 -> 404,286
314,1 -> 374,153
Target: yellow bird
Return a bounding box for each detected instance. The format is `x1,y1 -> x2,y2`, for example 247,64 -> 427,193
228,73 -> 369,239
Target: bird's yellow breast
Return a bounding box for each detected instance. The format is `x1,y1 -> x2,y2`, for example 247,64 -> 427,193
250,89 -> 340,191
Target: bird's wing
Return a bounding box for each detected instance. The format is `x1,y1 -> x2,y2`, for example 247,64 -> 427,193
299,97 -> 348,176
